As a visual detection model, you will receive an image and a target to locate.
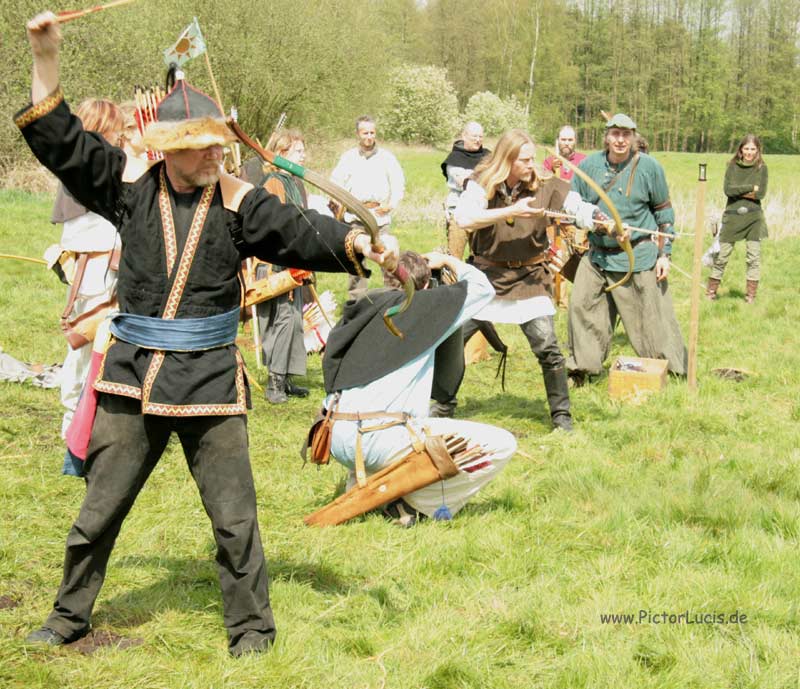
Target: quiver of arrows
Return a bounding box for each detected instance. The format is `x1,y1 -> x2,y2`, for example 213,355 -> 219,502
244,268 -> 311,308
304,435 -> 459,527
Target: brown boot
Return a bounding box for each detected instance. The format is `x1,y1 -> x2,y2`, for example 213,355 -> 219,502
706,277 -> 721,301
745,279 -> 758,303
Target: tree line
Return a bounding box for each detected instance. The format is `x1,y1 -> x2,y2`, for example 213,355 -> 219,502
1,0 -> 798,172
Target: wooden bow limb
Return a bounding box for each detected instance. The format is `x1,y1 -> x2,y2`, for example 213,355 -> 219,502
228,118 -> 413,337
546,148 -> 634,291
56,0 -> 138,23
0,253 -> 48,265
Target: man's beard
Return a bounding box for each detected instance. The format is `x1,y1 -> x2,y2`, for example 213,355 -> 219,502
558,144 -> 574,158
187,167 -> 221,187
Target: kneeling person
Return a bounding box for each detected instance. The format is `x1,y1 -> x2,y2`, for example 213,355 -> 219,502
306,251 -> 516,526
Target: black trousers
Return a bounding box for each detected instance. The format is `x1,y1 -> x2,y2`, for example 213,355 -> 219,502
45,394 -> 276,653
465,315 -> 565,371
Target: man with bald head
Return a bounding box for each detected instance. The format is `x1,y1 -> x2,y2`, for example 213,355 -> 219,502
543,125 -> 586,182
441,121 -> 491,258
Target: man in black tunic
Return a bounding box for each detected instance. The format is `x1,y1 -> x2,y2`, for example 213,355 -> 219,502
18,11 -> 396,656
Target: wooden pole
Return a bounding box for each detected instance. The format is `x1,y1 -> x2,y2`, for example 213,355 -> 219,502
203,52 -> 225,115
687,163 -> 707,390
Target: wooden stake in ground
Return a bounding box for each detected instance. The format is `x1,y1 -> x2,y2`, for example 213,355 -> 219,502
687,163 -> 707,390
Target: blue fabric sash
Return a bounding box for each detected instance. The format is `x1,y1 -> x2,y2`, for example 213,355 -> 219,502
110,308 -> 240,351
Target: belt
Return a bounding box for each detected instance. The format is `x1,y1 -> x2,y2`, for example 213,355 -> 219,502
725,205 -> 761,215
590,235 -> 650,255
476,254 -> 548,269
327,408 -> 423,487
110,307 -> 240,351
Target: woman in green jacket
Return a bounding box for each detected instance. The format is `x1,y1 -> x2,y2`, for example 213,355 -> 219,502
707,134 -> 768,303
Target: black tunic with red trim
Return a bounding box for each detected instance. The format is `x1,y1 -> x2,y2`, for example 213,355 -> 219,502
16,89 -> 364,416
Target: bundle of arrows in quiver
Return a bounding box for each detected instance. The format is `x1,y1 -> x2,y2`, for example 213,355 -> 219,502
303,289 -> 336,354
133,85 -> 165,160
441,433 -> 492,473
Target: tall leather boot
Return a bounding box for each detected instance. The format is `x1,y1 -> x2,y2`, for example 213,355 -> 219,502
542,367 -> 573,432
706,277 -> 721,301
265,373 -> 288,404
745,279 -> 758,304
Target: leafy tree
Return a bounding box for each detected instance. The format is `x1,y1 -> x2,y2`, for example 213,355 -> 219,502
463,91 -> 528,136
381,65 -> 459,144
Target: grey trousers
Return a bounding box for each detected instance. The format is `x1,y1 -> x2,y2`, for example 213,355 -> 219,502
44,394 -> 276,654
257,288 -> 306,376
566,255 -> 687,376
710,240 -> 761,281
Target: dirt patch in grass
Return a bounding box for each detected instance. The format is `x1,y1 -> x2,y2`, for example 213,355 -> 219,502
0,595 -> 20,609
69,629 -> 143,655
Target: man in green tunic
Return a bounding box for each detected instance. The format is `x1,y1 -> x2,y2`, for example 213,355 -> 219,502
564,114 -> 687,383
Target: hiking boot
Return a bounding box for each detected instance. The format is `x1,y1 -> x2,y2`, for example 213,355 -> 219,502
285,376 -> 309,398
429,398 -> 457,418
706,277 -> 721,301
745,279 -> 758,304
265,373 -> 288,404
25,625 -> 89,647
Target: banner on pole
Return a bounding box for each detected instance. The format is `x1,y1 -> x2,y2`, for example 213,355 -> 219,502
163,17 -> 207,67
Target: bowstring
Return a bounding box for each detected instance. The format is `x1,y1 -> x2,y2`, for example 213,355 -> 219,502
281,172 -> 378,309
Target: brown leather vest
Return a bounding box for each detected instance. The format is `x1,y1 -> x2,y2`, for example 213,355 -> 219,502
469,177 -> 568,300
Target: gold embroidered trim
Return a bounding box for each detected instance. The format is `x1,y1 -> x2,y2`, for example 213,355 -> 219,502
162,183 -> 214,319
14,87 -> 64,129
93,380 -> 143,400
141,350 -> 166,406
141,401 -> 246,416
158,167 -> 179,275
140,350 -> 248,416
344,227 -> 368,278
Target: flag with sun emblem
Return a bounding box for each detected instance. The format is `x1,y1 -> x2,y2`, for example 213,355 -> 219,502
163,18 -> 207,67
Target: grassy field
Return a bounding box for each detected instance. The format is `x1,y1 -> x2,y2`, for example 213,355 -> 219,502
1,151 -> 799,688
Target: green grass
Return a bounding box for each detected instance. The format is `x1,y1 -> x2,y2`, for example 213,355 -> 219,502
1,152 -> 800,688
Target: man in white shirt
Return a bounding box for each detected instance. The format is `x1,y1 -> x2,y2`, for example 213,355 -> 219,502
331,115 -> 405,299
314,251 -> 515,527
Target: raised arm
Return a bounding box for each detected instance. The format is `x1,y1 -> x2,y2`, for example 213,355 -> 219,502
27,11 -> 61,104
17,11 -> 126,223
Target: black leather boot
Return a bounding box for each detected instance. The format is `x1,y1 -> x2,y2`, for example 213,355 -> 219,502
265,373 -> 288,404
542,367 -> 574,432
285,376 -> 309,397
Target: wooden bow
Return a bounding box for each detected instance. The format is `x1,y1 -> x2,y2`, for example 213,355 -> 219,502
228,119 -> 413,337
546,148 -> 634,291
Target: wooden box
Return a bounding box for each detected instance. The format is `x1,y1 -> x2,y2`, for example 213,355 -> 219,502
608,356 -> 668,402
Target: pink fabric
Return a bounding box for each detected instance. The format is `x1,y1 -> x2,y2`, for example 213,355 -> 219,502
64,349 -> 104,460
543,151 -> 586,181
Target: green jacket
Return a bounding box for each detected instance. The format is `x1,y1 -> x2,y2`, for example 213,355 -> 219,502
571,151 -> 675,273
720,160 -> 768,243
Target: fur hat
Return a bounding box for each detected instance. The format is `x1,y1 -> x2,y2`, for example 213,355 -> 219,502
141,78 -> 236,152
